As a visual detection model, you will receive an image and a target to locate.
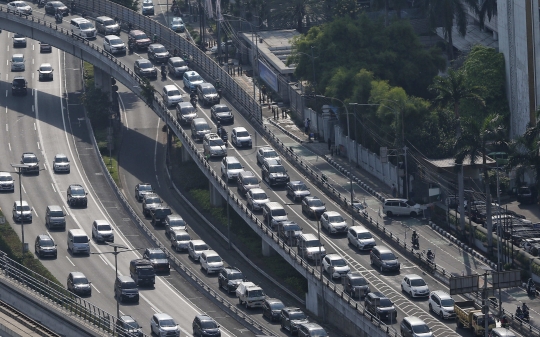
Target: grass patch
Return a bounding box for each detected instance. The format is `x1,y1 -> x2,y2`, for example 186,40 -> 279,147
170,138 -> 308,295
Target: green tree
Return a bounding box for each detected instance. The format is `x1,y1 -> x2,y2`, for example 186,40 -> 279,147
261,0 -> 329,31
139,78 -> 155,107
111,0 -> 139,11
455,114 -> 505,252
80,85 -> 112,129
429,68 -> 485,232
423,0 -> 478,59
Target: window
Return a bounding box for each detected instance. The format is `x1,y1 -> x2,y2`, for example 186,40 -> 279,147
207,256 -> 222,263
97,224 -> 111,231
152,45 -> 167,53
271,209 -> 286,217
269,166 -> 286,173
167,89 -> 181,97
79,22 -> 93,29
227,162 -> 242,170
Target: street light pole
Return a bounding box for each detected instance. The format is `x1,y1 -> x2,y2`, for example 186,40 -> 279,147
11,164 -> 30,257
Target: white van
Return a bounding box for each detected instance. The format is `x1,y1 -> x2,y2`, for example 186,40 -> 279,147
383,198 -> 422,217
70,18 -> 97,39
68,229 -> 90,255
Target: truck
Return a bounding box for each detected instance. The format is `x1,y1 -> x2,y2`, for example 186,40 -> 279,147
455,300 -> 496,336
129,259 -> 156,287
235,281 -> 265,309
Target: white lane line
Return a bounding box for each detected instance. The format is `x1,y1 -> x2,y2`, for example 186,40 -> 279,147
91,284 -> 101,293
21,183 -> 26,194
118,93 -> 128,128
99,255 -> 110,266
32,105 -> 34,113
5,124 -> 8,132
63,206 -> 69,216
32,208 -> 39,218
51,183 -> 56,193
37,142 -> 40,150
8,143 -> 11,151
65,256 -> 75,266
34,122 -> 36,130
154,117 -> 160,187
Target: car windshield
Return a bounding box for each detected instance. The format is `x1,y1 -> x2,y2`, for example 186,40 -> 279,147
328,215 -> 344,223
187,74 -> 203,82
243,177 -> 258,185
289,312 -> 306,320
71,188 -> 85,196
52,2 -> 63,7
13,79 -> 26,86
153,46 -> 167,53
412,324 -> 430,334
272,209 -> 286,217
305,240 -> 321,248
175,234 -> 190,241
172,18 -> 183,24
73,277 -> 88,284
13,56 -> 23,62
139,185 -> 152,191
159,319 -> 176,327
24,156 -> 37,163
125,320 -> 140,329
207,256 -> 222,263
0,176 -> 12,181
214,106 -> 230,113
248,289 -> 264,297
236,131 -> 249,137
293,183 -> 308,191
357,232 -> 372,239
194,244 -> 208,251
410,278 -> 426,287
380,253 -> 396,260
139,62 -> 153,69
147,197 -> 161,204
40,65 -> 52,71
134,34 -> 147,40
172,60 -> 186,67
79,22 -> 93,30
228,162 -> 242,170
264,150 -> 278,157
102,19 -> 115,25
201,321 -> 218,329
14,33 -> 24,38
169,219 -> 185,227
181,106 -> 195,114
252,192 -> 267,200
40,239 -> 55,247
308,199 -> 324,207
350,277 -> 368,286
195,123 -> 209,131
15,3 -> 26,7
149,252 -> 167,259
379,298 -> 393,307
441,298 -> 454,307
55,156 -> 68,162
269,166 -> 286,173
73,236 -> 88,243
309,329 -> 327,337
270,302 -> 285,310
122,281 -> 137,289
154,209 -> 172,217
140,268 -> 154,275
209,139 -> 225,146
283,224 -> 301,231
16,205 -> 30,211
167,89 -> 181,96
110,39 -> 123,46
331,258 -> 347,266
97,224 -> 111,231
202,87 -> 216,94
229,271 -> 243,280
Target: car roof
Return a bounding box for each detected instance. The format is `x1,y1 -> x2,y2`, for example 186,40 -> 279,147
130,29 -> 145,35
324,211 -> 340,217
143,193 -> 159,199
105,34 -> 122,39
149,43 -> 165,48
384,198 -> 408,202
13,76 -> 26,80
69,184 -> 84,190
223,266 -> 241,272
137,58 -> 151,64
195,314 -> 215,322
369,291 -> 386,298
169,56 -> 183,62
249,188 -> 265,194
146,247 -> 164,253
72,17 -> 90,23
212,104 -> 228,109
374,245 -> 392,253
300,323 -> 322,330
164,84 -> 178,91
191,239 -> 206,245
403,316 -> 426,325
266,298 -> 283,304
38,234 -> 53,240
225,156 -> 240,163
199,82 -> 213,88
117,275 -> 134,282
70,271 -> 86,278
405,274 -> 423,280
326,254 -> 343,260
119,315 -> 136,323
431,290 -> 452,299
233,127 -> 248,132
14,200 -> 29,205
12,53 -> 23,58
55,153 -> 67,158
138,182 -> 152,187
348,271 -> 364,278
0,172 -> 12,177
282,307 -> 302,313
202,250 -> 219,257
349,225 -> 368,232
40,63 -> 52,67
94,220 -> 110,226
172,229 -> 189,236
260,146 -> 274,152
153,313 -> 173,320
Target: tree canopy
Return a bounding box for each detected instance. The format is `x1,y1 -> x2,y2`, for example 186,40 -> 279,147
289,14 -> 446,99
111,0 -> 139,11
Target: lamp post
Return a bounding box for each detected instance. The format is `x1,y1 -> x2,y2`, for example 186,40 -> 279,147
11,163 -> 30,256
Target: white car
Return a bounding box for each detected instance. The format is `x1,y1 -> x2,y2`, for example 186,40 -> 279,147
162,85 -> 183,107
103,35 -> 126,55
91,220 -> 114,243
11,54 -> 25,72
320,211 -> 348,234
347,225 -> 376,251
401,274 -> 430,298
52,153 -> 70,173
256,147 -> 280,165
170,229 -> 190,252
150,313 -> 179,337
231,127 -> 252,148
246,188 -> 270,211
0,172 -> 15,192
428,290 -> 455,319
187,239 -> 208,261
200,250 -> 223,274
220,156 -> 244,181
7,1 -> 32,15
322,254 -> 350,279
37,63 -> 54,81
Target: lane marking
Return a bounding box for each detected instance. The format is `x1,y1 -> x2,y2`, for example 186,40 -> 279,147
65,256 -> 75,266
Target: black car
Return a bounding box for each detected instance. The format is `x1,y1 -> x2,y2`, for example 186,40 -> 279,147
343,271 -> 370,298
12,34 -> 26,47
301,196 -> 326,219
45,1 -> 69,15
135,183 -> 153,201
151,206 -> 172,226
280,307 -> 309,334
262,159 -> 290,187
67,271 -> 91,296
517,186 -> 535,204
12,76 -> 27,96
192,315 -> 221,337
67,184 -> 88,207
196,83 -> 220,107
286,181 -> 311,202
116,315 -> 143,337
39,42 -> 52,53
364,292 -> 397,321
210,104 -> 234,124
263,298 -> 285,321
147,44 -> 170,64
218,266 -> 244,293
134,58 -> 158,79
143,248 -> 170,273
370,246 -> 400,272
34,234 -> 57,258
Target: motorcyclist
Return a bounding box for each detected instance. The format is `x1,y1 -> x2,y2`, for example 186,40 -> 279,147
527,278 -> 536,294
426,249 -> 434,261
55,10 -> 62,22
411,230 -> 419,246
516,306 -> 523,318
161,64 -> 166,78
153,33 -> 158,43
523,302 -> 530,313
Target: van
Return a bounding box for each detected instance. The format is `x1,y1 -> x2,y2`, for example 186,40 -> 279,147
400,316 -> 432,337
347,225 -> 376,250
95,16 -> 120,35
114,275 -> 139,303
383,198 -> 422,217
70,18 -> 97,39
262,202 -> 288,230
45,205 -> 66,230
67,229 -> 90,255
129,259 -> 155,286
190,118 -> 211,141
297,233 -> 325,261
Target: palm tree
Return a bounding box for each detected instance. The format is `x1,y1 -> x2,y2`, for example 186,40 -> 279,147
429,69 -> 485,233
455,114 -> 506,252
477,0 -> 497,29
370,0 -> 408,25
423,0 -> 478,59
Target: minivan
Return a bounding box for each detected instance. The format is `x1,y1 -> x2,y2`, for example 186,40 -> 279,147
45,205 -> 66,230
191,118 -> 212,141
70,18 -> 97,39
95,16 -> 120,35
114,275 -> 139,303
262,202 -> 288,230
347,225 -> 376,251
400,316 -> 432,337
297,233 -> 325,261
68,229 -> 90,255
383,198 -> 422,217
370,246 -> 400,272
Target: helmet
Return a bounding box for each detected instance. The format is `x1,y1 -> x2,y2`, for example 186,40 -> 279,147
217,121 -> 221,127
413,230 -> 417,235
427,249 -> 432,253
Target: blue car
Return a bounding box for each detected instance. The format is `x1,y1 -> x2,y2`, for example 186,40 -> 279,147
183,71 -> 204,92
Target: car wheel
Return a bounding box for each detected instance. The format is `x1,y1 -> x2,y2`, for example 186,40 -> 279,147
245,301 -> 249,309
401,285 -> 404,293
439,310 -> 444,319
386,211 -> 393,217
238,298 -> 242,304
409,290 -> 413,297
429,303 -> 433,312
380,265 -> 384,272
410,211 -> 417,217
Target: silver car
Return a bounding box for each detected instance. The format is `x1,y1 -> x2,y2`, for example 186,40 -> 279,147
187,240 -> 208,261
7,1 -> 32,15
170,229 -> 190,252
103,35 -> 126,55
53,153 -> 70,173
231,127 -> 252,148
11,54 -> 25,71
0,172 -> 15,192
247,188 -> 270,211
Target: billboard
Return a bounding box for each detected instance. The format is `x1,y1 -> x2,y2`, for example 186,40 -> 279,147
258,59 -> 279,92
449,274 -> 479,295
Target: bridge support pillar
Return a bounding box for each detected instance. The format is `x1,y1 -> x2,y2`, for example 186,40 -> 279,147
209,183 -> 224,207
262,240 -> 276,257
180,143 -> 192,162
306,278 -> 320,316
93,65 -> 112,98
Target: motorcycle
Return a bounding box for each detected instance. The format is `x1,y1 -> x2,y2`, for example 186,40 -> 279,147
423,250 -> 435,263
161,69 -> 167,80
525,279 -> 536,296
516,309 -> 530,322
55,14 -> 63,23
411,236 -> 419,249
217,127 -> 228,145
38,0 -> 45,7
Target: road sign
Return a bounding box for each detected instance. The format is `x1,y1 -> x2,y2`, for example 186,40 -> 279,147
449,274 -> 479,295
492,270 -> 521,289
380,147 -> 388,163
